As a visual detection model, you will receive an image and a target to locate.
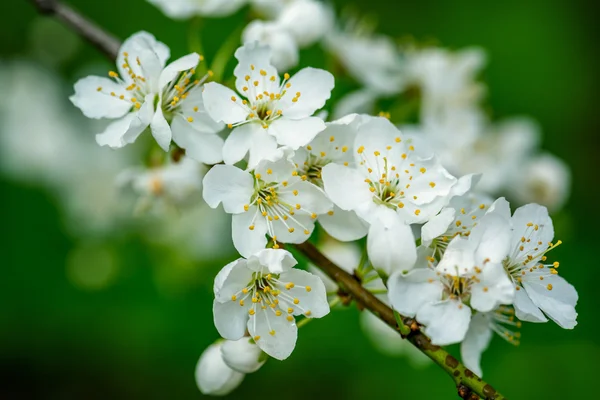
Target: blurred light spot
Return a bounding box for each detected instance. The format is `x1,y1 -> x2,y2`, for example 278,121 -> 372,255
29,17 -> 81,66
66,243 -> 118,291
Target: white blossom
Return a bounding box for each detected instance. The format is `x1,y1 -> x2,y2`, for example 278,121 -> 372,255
506,153 -> 571,212
406,47 -> 486,116
212,249 -> 329,359
148,0 -> 247,18
500,202 -> 578,328
292,114 -> 369,241
195,342 -> 244,396
324,21 -> 405,96
71,31 -> 223,162
388,199 -> 515,345
321,116 -> 459,274
117,156 -> 206,213
202,149 -> 332,257
202,42 -> 334,169
221,337 -> 266,373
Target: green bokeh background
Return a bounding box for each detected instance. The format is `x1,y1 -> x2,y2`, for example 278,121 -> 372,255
1,0 -> 598,398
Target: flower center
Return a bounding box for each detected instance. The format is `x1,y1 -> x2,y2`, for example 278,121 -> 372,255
229,69 -> 300,130
244,173 -> 317,247
297,154 -> 329,188
503,221 -> 562,285
440,274 -> 473,302
228,269 -> 313,341
356,143 -> 434,218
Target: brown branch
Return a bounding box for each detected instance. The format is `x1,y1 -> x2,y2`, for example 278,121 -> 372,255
26,0 -> 120,60
26,2 -> 508,398
293,242 -> 506,400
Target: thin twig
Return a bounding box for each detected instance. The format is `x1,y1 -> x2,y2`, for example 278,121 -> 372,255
27,0 -> 120,60
27,2 -> 507,398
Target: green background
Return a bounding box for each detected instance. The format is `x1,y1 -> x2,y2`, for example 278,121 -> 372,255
1,0 -> 598,398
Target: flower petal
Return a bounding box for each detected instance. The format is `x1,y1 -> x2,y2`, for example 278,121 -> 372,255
150,104 -> 173,151
214,259 -> 255,302
418,300 -> 472,346
268,117 -> 326,149
159,53 -> 199,89
421,208 -> 456,245
232,211 -> 269,258
171,115 -> 224,164
523,274 -> 578,329
470,263 -> 515,312
70,76 -> 132,119
176,86 -> 224,133
195,343 -> 245,396
220,338 -> 266,374
213,299 -> 250,340
214,259 -> 245,296
202,164 -> 253,213
247,307 -> 298,360
513,286 -> 548,323
279,181 -> 332,216
460,313 -> 493,377
279,67 -> 334,119
249,248 -> 297,274
319,206 -> 368,242
246,127 -> 279,170
202,82 -> 249,124
367,222 -> 417,275
117,32 -> 168,87
387,268 -> 443,316
233,42 -> 279,95
279,269 -> 330,318
95,113 -> 148,148
321,163 -> 372,211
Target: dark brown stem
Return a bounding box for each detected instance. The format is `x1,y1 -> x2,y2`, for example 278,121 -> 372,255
27,0 -> 120,60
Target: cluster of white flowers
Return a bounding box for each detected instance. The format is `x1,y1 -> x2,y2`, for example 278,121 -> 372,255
48,1 -> 579,397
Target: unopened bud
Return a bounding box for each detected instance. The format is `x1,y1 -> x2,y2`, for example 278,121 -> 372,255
221,338 -> 267,373
195,343 -> 244,396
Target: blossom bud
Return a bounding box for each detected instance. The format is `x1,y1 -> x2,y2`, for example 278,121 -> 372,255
195,343 -> 244,396
221,337 -> 267,373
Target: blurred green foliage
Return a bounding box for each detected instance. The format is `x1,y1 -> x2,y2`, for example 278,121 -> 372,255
1,0 -> 598,398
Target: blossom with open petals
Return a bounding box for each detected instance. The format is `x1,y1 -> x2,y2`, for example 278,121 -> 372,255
202,149 -> 332,256
212,249 -> 329,360
202,42 -> 334,169
71,32 -> 223,163
321,116 -> 458,274
293,114 -> 368,241
499,202 -> 578,328
388,199 -> 515,345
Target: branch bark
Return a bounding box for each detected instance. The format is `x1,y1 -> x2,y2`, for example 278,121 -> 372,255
27,1 -> 507,398
27,0 -> 120,60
